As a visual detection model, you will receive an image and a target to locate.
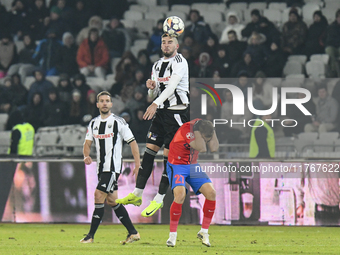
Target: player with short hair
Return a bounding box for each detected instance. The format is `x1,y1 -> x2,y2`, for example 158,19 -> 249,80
116,33 -> 190,217
166,119 -> 219,247
80,91 -> 141,244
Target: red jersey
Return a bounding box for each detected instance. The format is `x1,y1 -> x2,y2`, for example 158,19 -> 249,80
168,119 -> 201,165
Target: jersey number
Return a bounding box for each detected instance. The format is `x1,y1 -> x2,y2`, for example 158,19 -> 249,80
174,174 -> 184,184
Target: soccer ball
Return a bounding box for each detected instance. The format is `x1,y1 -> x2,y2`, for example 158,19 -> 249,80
163,16 -> 185,36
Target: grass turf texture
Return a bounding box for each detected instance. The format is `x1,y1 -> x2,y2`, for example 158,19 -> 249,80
0,224 -> 339,255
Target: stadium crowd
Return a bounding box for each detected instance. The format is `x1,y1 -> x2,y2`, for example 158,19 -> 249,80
1,0 -> 340,145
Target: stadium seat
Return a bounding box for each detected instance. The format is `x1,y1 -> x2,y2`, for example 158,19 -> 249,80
191,3 -> 209,12
319,132 -> 339,141
171,4 -> 190,14
120,19 -> 136,28
0,131 -> 10,154
288,55 -> 307,65
34,128 -> 60,156
211,22 -> 226,39
145,12 -> 165,24
134,19 -> 154,36
129,4 -> 149,13
24,76 -> 35,90
324,0 -> 339,9
322,8 -> 336,23
326,78 -> 340,95
199,10 -> 223,24
124,10 -> 144,21
58,125 -> 86,156
86,77 -> 105,92
102,19 -> 110,28
334,139 -> 340,152
248,2 -> 267,11
166,11 -> 186,22
295,132 -> 318,154
0,113 -> 9,131
208,3 -> 226,12
229,2 -> 247,11
150,54 -> 160,63
268,2 -> 287,11
310,54 -> 329,65
15,41 -> 24,53
263,9 -> 282,26
304,0 -> 324,7
302,3 -> 321,22
305,60 -> 326,79
133,39 -> 149,48
137,0 -> 157,6
153,6 -> 169,13
285,74 -> 305,86
313,140 -> 334,153
266,78 -> 282,87
283,60 -> 303,76
46,76 -> 59,86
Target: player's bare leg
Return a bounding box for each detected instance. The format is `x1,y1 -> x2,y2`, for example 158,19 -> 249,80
167,185 -> 186,247
196,183 -> 216,247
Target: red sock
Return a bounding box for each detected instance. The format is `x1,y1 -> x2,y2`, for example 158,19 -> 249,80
202,199 -> 216,230
170,202 -> 182,232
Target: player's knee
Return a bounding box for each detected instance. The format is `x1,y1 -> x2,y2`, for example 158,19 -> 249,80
173,190 -> 186,204
94,189 -> 106,203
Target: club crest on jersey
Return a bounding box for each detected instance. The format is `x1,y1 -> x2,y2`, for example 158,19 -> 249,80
108,123 -> 112,128
186,132 -> 194,140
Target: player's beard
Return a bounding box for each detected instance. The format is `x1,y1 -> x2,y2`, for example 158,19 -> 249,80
163,49 -> 175,57
100,108 -> 110,115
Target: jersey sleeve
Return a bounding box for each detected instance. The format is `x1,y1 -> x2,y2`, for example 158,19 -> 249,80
85,120 -> 93,141
118,120 -> 135,144
182,124 -> 195,144
172,57 -> 188,79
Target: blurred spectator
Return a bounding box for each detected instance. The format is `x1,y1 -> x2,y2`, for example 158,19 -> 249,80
33,28 -> 63,75
119,111 -> 131,125
224,30 -> 247,73
220,11 -> 245,44
0,4 -> 11,34
304,86 -> 338,133
82,89 -> 99,125
72,73 -> 91,107
71,0 -> 91,35
131,107 -> 151,143
112,51 -> 139,96
257,17 -> 281,49
27,0 -> 50,40
325,9 -> 340,77
202,33 -> 219,60
1,75 -> 28,108
244,32 -> 270,68
132,69 -> 146,87
52,0 -> 73,26
77,28 -> 109,79
24,92 -> 44,131
231,53 -> 258,78
137,50 -> 152,83
147,19 -> 164,56
9,0 -> 30,40
27,68 -> 54,104
213,45 -> 231,78
192,52 -> 214,78
184,10 -> 212,45
43,6 -> 69,40
284,92 -> 316,137
303,11 -> 328,58
57,73 -> 72,103
42,87 -> 67,126
98,0 -> 128,20
178,32 -> 202,59
56,32 -> 79,76
234,71 -> 252,101
0,32 -> 18,78
7,33 -> 37,82
241,9 -> 262,39
120,82 -> 136,103
262,42 -> 287,77
66,89 -> 84,125
179,46 -> 195,75
281,9 -> 308,55
76,15 -> 103,45
102,16 -> 131,58
11,73 -> 28,107
7,110 -> 35,155
252,71 -> 274,112
125,86 -> 147,123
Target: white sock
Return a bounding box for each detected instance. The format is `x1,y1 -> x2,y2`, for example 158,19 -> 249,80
200,228 -> 208,234
170,232 -> 177,236
154,193 -> 165,203
132,188 -> 143,197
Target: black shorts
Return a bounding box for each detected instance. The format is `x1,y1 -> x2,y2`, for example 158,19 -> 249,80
96,172 -> 120,193
147,108 -> 188,149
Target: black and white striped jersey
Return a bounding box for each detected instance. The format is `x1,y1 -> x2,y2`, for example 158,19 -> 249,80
151,53 -> 189,109
85,114 -> 135,174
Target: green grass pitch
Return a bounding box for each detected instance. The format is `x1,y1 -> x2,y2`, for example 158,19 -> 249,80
0,223 -> 339,255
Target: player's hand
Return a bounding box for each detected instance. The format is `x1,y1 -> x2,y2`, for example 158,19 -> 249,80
296,205 -> 304,218
84,156 -> 92,165
146,79 -> 156,90
143,103 -> 158,120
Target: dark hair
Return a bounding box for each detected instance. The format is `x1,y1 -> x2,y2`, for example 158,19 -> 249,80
317,85 -> 327,92
196,120 -> 214,139
227,30 -> 236,36
250,9 -> 261,17
336,9 -> 340,18
97,91 -> 112,102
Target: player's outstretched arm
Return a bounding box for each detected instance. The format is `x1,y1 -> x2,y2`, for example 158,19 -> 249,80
190,131 -> 207,153
129,140 -> 141,176
83,140 -> 93,165
207,131 -> 219,152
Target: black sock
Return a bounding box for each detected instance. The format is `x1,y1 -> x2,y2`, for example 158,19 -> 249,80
113,204 -> 137,235
158,156 -> 169,195
136,147 -> 157,189
88,203 -> 104,237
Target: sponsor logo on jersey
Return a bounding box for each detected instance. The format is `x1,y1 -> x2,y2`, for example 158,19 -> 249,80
158,76 -> 170,82
93,133 -> 114,139
186,132 -> 194,140
94,126 -> 98,130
